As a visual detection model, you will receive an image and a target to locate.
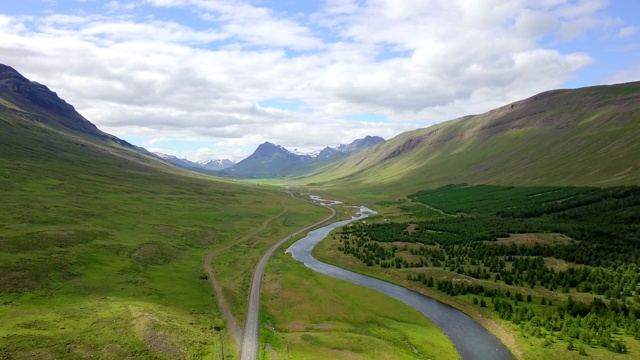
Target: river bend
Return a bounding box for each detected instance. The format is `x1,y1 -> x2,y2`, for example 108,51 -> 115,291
285,201 -> 516,360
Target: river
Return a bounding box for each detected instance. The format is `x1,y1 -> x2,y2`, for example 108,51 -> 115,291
285,199 -> 516,360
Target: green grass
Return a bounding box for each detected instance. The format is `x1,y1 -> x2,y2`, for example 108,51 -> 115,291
0,105 -> 466,359
260,232 -> 460,360
0,109 -> 326,359
209,197 -> 328,327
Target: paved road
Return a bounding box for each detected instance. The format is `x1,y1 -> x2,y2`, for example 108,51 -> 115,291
204,208 -> 288,350
239,199 -> 336,360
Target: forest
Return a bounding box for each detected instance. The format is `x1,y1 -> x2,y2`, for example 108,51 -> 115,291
334,184 -> 640,354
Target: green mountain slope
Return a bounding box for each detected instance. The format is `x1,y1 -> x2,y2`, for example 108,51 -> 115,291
0,65 -> 326,359
296,81 -> 640,195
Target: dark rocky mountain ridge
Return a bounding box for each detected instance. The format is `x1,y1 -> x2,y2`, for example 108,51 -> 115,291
0,64 -> 135,148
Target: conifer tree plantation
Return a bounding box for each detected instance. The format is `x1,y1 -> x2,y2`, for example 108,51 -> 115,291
324,184 -> 640,357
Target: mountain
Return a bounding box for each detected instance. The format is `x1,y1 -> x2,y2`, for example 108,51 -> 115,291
297,81 -> 640,195
156,153 -> 202,169
197,159 -> 235,171
0,65 -> 174,171
220,137 -> 384,178
155,153 -> 235,171
219,142 -> 309,178
317,146 -> 344,159
336,135 -> 385,153
0,64 -> 323,358
0,64 -> 140,151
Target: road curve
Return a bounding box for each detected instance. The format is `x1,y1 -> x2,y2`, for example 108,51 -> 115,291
240,198 -> 336,360
204,208 -> 288,350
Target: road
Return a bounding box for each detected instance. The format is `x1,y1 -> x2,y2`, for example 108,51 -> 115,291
203,208 -> 289,350
239,198 -> 336,360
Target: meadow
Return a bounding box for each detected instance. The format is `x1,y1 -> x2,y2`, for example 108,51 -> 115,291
207,195 -> 329,331
1,107 -> 461,359
0,109 -> 330,359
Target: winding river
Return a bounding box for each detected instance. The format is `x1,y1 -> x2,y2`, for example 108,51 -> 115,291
285,199 -> 516,360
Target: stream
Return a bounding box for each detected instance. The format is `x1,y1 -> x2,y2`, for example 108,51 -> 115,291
285,197 -> 516,360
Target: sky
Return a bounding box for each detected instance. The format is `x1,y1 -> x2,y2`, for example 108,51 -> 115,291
1,0 -> 639,161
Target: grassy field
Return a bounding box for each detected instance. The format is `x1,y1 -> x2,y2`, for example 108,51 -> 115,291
260,230 -> 460,360
0,107 -> 330,359
0,100 -> 471,360
208,196 -> 329,329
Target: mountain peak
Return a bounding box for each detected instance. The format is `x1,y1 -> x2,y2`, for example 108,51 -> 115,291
0,63 -> 121,143
0,64 -> 28,81
317,146 -> 342,159
254,141 -> 291,155
336,135 -> 385,153
0,64 -> 79,119
220,136 -> 384,178
155,153 -> 235,171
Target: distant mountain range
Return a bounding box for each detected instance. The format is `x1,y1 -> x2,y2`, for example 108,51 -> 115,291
156,154 -> 236,171
218,136 -> 385,178
156,135 -> 384,177
336,136 -> 386,153
3,61 -> 639,192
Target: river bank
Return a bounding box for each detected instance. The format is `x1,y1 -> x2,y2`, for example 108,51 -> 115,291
285,197 -> 516,360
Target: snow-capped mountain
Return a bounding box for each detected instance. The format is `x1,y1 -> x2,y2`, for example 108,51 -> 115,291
196,159 -> 236,171
156,153 -> 235,171
219,136 -> 385,178
156,136 -> 384,177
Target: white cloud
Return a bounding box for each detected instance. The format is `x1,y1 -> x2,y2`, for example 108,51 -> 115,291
618,26 -> 638,38
0,0 -> 629,161
604,65 -> 640,84
554,0 -> 607,19
322,0 -> 360,15
105,1 -> 140,11
559,16 -> 598,40
516,10 -> 559,38
148,0 -> 324,50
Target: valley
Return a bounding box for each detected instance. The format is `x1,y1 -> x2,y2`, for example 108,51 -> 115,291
1,62 -> 639,360
0,105 -> 329,357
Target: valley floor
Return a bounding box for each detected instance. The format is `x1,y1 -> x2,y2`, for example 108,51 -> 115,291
310,185 -> 640,360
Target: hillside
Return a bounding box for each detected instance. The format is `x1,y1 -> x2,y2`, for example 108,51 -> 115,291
0,64 -> 147,152
297,82 -> 640,195
0,64 -> 325,359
